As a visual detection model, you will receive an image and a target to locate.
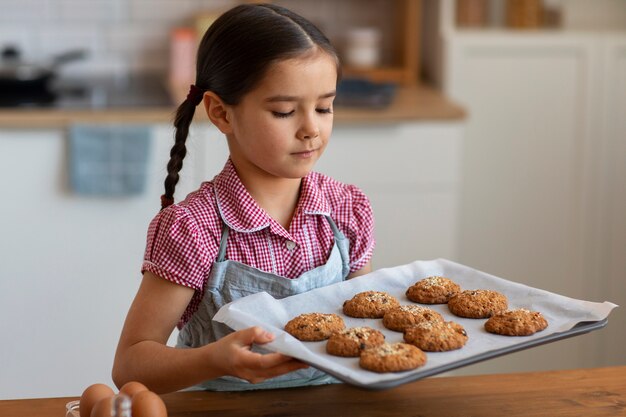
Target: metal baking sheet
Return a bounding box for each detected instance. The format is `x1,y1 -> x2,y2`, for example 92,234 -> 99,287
213,259 -> 617,389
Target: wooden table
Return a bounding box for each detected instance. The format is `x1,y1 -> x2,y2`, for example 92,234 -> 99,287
2,366 -> 625,417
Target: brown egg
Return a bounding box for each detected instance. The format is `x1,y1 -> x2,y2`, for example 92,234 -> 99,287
90,396 -> 112,417
79,383 -> 114,417
119,381 -> 148,398
131,390 -> 168,417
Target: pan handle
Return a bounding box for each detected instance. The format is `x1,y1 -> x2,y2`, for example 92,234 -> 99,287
50,50 -> 87,68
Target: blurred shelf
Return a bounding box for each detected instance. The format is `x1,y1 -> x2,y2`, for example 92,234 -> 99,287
0,84 -> 465,128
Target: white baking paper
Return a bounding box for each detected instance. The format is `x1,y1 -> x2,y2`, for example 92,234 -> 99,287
213,259 -> 617,388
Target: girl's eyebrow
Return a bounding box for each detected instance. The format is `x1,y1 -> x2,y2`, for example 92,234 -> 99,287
265,91 -> 336,102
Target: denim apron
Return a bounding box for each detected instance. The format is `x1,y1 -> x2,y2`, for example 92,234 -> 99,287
176,215 -> 350,391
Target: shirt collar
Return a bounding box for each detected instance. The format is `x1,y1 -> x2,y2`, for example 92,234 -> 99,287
214,160 -> 330,234
298,172 -> 331,216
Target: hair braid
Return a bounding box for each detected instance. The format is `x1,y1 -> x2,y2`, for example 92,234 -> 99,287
161,99 -> 197,210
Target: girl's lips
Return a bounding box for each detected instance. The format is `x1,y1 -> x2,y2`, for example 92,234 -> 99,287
292,149 -> 317,158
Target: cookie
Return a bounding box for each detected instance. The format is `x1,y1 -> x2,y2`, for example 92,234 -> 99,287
326,327 -> 386,357
284,313 -> 345,341
343,291 -> 400,318
403,321 -> 468,352
484,308 -> 548,336
382,305 -> 444,332
406,276 -> 461,304
359,343 -> 427,373
448,289 -> 508,318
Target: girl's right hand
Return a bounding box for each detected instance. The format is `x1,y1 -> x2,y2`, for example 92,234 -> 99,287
210,326 -> 309,384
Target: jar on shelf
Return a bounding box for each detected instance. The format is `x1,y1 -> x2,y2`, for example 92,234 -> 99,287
344,27 -> 382,69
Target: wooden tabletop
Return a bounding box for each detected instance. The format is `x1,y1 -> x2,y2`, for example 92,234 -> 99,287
2,366 -> 625,417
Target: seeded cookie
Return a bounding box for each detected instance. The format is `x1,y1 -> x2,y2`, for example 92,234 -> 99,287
284,313 -> 345,341
404,321 -> 468,352
448,289 -> 508,319
406,276 -> 461,304
484,308 -> 548,336
343,291 -> 400,318
382,305 -> 444,332
359,343 -> 427,373
326,327 -> 386,357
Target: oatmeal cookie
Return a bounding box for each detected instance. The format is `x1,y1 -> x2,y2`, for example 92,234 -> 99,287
406,276 -> 461,304
343,291 -> 400,318
326,327 -> 386,357
484,308 -> 548,336
403,320 -> 468,352
448,289 -> 508,318
382,305 -> 444,332
359,343 -> 427,373
284,313 -> 345,341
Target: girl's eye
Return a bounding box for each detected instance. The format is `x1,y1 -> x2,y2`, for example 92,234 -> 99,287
316,108 -> 333,114
272,111 -> 294,118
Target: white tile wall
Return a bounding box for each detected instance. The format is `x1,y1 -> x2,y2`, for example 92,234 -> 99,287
3,0 -> 623,78
0,0 -> 237,76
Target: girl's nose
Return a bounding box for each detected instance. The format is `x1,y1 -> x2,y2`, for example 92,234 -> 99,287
297,114 -> 320,140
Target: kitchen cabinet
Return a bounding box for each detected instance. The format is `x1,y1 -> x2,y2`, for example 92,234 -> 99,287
440,25 -> 626,374
0,119 -> 464,399
0,126 -> 204,399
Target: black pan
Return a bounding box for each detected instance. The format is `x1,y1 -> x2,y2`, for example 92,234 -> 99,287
0,46 -> 86,93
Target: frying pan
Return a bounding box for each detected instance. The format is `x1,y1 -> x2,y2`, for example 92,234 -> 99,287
0,46 -> 86,93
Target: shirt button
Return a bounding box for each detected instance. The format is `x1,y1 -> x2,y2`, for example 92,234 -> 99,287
285,240 -> 297,251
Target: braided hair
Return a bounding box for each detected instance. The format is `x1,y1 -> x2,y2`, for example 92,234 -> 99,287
161,3 -> 339,210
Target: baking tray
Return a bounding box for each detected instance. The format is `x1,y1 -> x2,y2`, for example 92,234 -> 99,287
214,259 -> 617,390
310,318 -> 609,389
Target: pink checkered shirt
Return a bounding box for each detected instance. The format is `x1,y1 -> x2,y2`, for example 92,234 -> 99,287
142,159 -> 375,328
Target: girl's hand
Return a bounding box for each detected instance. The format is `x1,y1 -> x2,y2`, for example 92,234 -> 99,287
210,326 -> 309,384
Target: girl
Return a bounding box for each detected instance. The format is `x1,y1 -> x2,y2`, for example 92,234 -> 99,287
113,3 -> 374,393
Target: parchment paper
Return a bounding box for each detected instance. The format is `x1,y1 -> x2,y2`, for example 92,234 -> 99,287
213,259 -> 617,388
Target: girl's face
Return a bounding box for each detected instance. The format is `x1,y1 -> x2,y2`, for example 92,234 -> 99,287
225,50 -> 337,182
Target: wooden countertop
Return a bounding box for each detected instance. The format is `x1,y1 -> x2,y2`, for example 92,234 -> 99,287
2,366 -> 625,416
0,85 -> 465,128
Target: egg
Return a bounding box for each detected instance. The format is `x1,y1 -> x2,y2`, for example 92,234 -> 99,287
119,381 -> 148,398
131,390 -> 168,417
79,383 -> 115,417
90,396 -> 112,417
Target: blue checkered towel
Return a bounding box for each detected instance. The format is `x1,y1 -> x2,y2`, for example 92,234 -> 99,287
69,124 -> 152,196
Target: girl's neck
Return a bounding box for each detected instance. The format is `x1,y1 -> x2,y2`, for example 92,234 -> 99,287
232,161 -> 302,231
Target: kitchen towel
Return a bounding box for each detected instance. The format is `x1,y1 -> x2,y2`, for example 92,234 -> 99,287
68,124 -> 152,196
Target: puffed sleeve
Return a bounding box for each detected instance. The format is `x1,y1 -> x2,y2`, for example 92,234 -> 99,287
343,185 -> 376,273
141,205 -> 213,290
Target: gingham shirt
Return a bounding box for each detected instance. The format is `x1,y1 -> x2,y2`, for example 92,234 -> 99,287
142,159 -> 375,328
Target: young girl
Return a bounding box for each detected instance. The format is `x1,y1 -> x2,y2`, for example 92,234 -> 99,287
113,3 -> 374,393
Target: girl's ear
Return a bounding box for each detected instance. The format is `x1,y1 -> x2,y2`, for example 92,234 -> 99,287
203,92 -> 233,134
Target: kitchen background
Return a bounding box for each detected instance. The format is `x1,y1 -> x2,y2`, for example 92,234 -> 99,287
1,0 -> 625,399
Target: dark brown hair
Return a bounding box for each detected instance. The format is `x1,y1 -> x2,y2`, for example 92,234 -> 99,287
162,3 -> 339,209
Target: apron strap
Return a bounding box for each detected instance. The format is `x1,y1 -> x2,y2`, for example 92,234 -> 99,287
324,215 -> 344,239
217,222 -> 230,262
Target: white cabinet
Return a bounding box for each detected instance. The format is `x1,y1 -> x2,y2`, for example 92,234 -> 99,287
0,126 -> 204,399
441,31 -> 626,374
318,122 -> 464,268
599,37 -> 626,367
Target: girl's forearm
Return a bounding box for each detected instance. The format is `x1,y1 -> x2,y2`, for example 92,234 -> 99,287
112,340 -> 222,394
